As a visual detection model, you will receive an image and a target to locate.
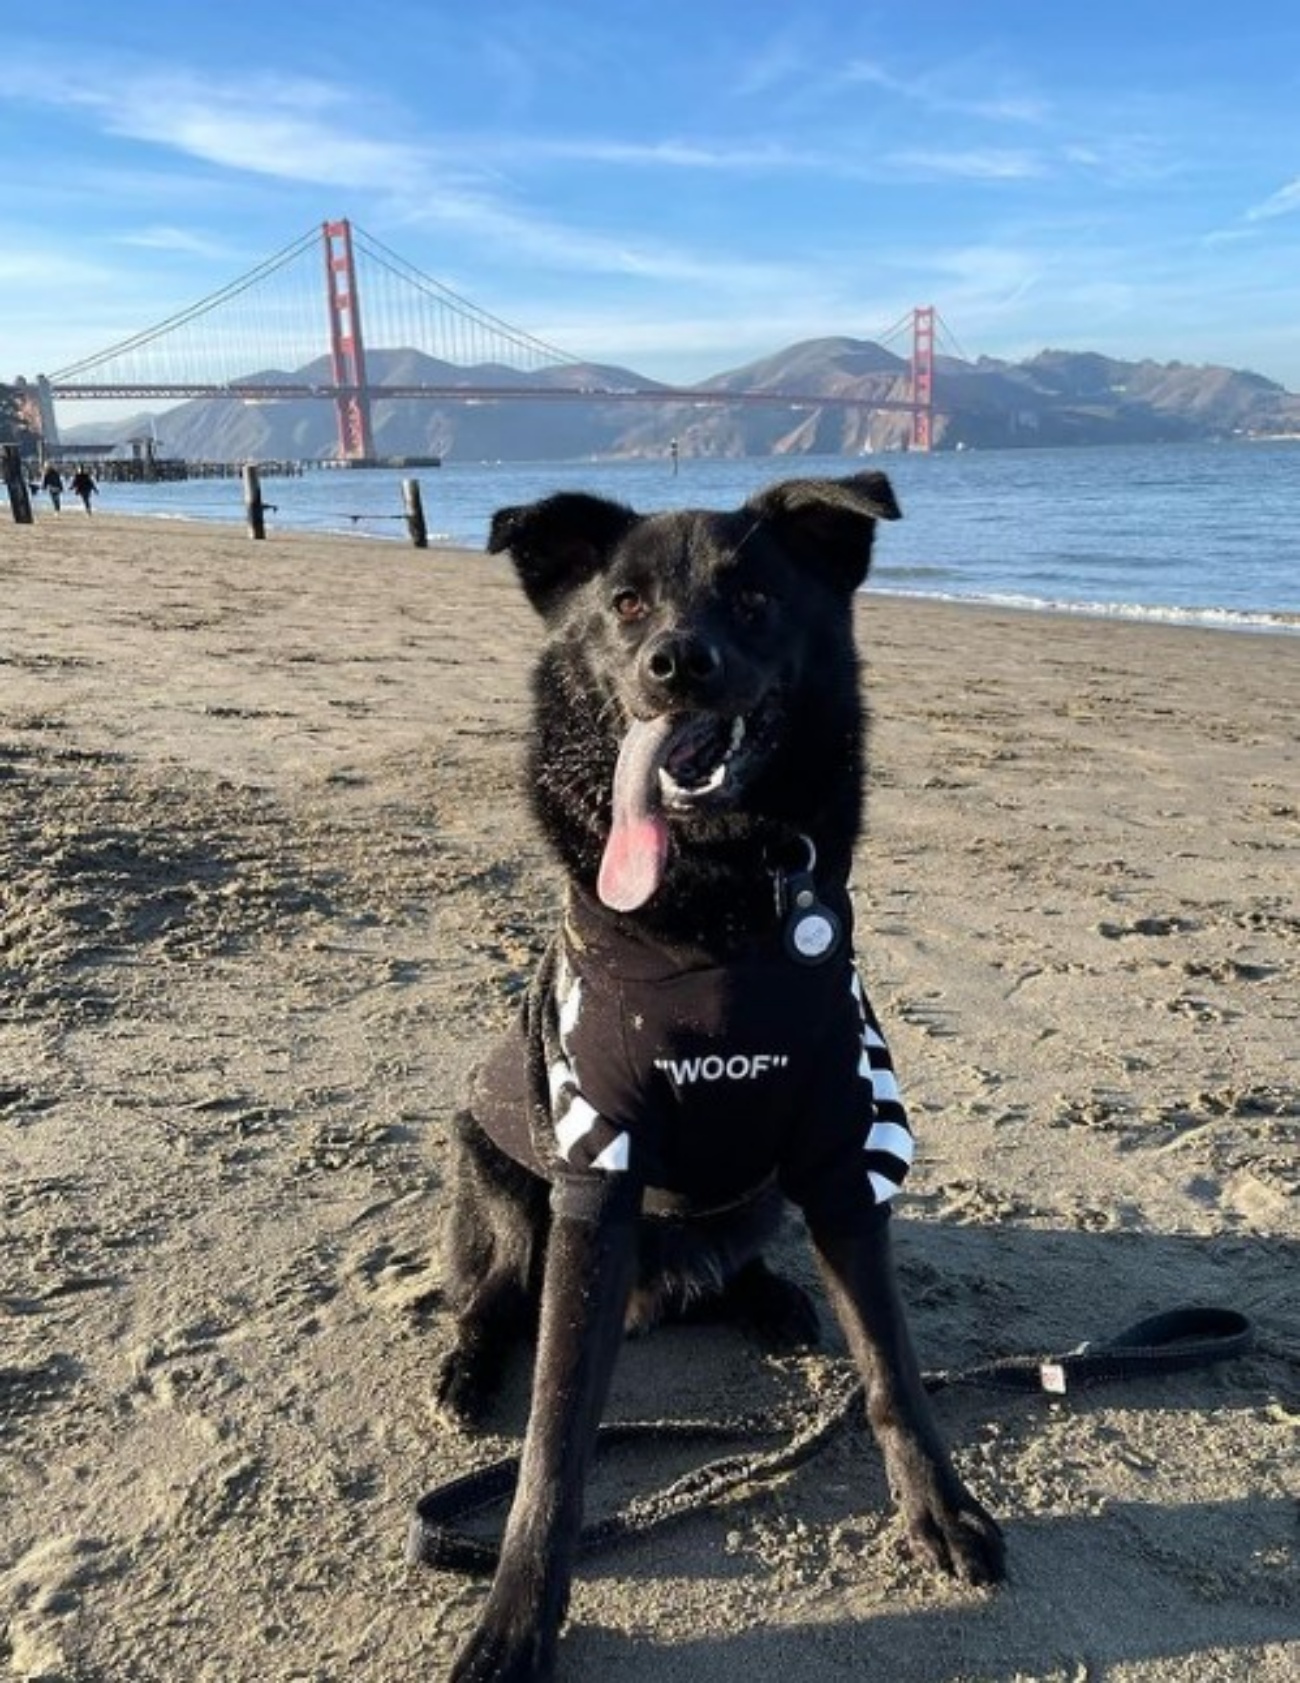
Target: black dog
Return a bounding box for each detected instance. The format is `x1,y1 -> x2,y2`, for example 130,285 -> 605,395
437,472 -> 1004,1679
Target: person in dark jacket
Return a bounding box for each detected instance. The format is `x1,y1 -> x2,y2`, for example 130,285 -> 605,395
69,469 -> 98,513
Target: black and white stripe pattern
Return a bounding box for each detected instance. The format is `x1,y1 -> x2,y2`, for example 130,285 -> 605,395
851,972 -> 915,1203
542,947 -> 912,1201
544,952 -> 631,1174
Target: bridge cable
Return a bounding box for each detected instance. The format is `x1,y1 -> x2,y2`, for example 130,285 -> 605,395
352,223 -> 583,369
50,226 -> 322,381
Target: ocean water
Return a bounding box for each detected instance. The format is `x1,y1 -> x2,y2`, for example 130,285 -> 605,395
87,439 -> 1300,634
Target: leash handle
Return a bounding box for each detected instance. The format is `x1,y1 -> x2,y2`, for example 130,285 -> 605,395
928,1305 -> 1256,1397
1042,1305 -> 1255,1394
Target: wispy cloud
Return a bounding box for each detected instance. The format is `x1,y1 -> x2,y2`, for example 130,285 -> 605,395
399,189 -> 809,292
101,76 -> 429,190
2,61 -> 431,190
495,137 -> 835,173
3,57 -> 816,292
113,225 -> 238,258
730,31 -> 814,101
0,244 -> 110,286
1245,177 -> 1300,221
886,148 -> 1047,182
840,56 -> 1049,125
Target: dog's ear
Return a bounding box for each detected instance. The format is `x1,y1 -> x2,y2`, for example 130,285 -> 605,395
745,471 -> 901,592
487,493 -> 639,617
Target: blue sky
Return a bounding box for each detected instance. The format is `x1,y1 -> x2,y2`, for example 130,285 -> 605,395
5,0 -> 1300,413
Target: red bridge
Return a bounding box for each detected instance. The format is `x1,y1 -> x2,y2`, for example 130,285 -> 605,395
17,220 -> 949,458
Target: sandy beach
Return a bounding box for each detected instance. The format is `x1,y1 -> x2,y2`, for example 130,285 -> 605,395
1,511 -> 1297,1682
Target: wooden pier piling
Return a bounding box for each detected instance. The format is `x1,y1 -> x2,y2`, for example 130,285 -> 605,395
3,444 -> 34,524
402,478 -> 428,549
243,464 -> 266,540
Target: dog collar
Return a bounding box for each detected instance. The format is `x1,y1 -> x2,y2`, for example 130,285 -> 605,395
773,834 -> 844,965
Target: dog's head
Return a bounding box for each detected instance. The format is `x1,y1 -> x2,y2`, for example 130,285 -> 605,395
487,472 -> 900,912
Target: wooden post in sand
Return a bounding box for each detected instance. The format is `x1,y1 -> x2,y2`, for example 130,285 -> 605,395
3,444 -> 34,524
402,478 -> 428,549
243,464 -> 266,540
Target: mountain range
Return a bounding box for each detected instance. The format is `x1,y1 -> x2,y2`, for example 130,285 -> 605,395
55,338 -> 1300,461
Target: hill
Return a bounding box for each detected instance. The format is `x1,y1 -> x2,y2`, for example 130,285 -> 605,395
53,340 -> 1300,462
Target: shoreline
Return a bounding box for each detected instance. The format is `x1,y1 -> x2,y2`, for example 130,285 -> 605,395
8,508 -> 1300,640
2,512 -> 1297,1680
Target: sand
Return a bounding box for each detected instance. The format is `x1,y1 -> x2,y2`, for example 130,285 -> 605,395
1,511 -> 1297,1682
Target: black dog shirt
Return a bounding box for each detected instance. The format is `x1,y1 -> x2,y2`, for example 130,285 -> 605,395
472,888 -> 914,1234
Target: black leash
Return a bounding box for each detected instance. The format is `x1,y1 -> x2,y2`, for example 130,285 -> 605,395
405,1305 -> 1254,1575
925,1305 -> 1255,1396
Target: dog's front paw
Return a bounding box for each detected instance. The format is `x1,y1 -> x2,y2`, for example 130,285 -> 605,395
898,1485 -> 1006,1587
434,1344 -> 498,1431
449,1620 -> 554,1683
449,1585 -> 564,1682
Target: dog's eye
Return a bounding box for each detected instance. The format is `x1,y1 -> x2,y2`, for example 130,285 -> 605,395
612,587 -> 649,623
737,589 -> 771,619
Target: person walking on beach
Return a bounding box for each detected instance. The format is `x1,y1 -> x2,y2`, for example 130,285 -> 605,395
41,464 -> 64,512
69,468 -> 98,514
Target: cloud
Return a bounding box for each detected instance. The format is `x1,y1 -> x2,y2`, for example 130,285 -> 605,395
0,242 -> 108,285
886,148 -> 1047,182
1245,177 -> 1300,221
400,189 -> 809,292
730,32 -> 814,101
1,61 -> 431,191
98,76 -> 430,191
2,56 -> 816,292
840,56 -> 1049,125
498,137 -> 835,173
113,225 -> 238,258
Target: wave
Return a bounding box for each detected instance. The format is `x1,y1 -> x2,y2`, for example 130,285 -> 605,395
875,586 -> 1300,637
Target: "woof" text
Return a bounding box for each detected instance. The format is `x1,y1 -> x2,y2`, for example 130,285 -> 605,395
654,1053 -> 790,1084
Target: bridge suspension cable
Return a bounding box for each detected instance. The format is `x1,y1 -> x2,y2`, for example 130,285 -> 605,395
49,227 -> 323,383
877,306 -> 968,365
349,224 -> 582,373
48,221 -> 584,392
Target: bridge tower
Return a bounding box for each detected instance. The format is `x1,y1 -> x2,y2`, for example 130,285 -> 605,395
322,219 -> 375,462
909,305 -> 936,453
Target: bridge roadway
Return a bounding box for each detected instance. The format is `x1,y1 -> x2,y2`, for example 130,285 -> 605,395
48,380 -> 921,413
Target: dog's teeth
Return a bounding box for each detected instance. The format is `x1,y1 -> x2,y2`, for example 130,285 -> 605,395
656,716 -> 749,806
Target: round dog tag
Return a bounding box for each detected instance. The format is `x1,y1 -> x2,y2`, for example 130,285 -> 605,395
784,885 -> 843,965
775,837 -> 843,965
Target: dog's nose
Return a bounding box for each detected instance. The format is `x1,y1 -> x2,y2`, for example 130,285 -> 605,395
640,630 -> 724,700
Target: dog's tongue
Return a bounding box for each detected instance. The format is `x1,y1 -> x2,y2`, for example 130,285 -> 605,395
597,716 -> 675,912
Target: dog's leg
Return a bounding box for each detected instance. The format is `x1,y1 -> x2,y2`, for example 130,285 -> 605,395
436,1117 -> 548,1428
436,1264 -> 532,1428
450,1185 -> 640,1683
812,1219 -> 1005,1586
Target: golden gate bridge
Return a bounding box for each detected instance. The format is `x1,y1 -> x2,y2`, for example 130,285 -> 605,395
18,219 -> 956,459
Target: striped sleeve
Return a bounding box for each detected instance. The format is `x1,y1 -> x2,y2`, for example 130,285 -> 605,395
852,973 -> 915,1204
